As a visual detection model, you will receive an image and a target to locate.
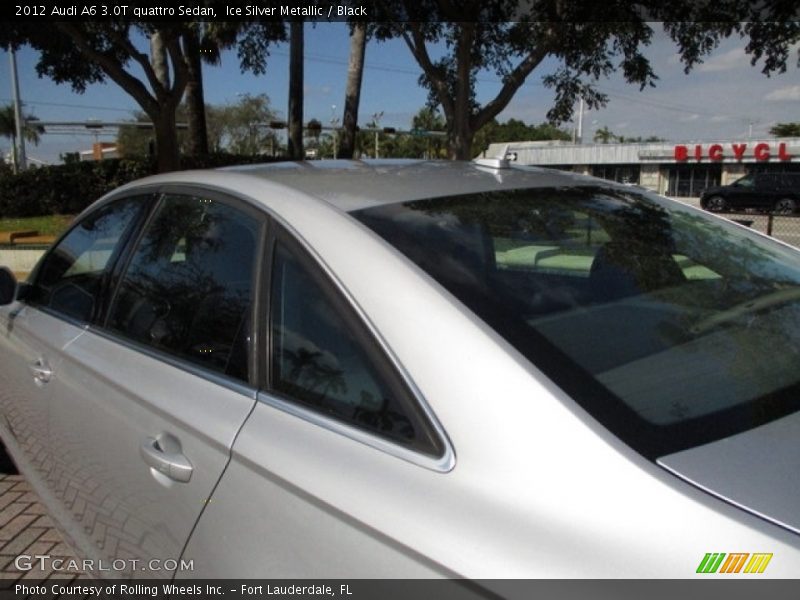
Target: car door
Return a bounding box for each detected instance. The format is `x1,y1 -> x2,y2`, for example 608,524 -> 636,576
178,225 -> 452,577
0,196 -> 147,500
726,174 -> 757,210
753,174 -> 778,210
46,189 -> 264,578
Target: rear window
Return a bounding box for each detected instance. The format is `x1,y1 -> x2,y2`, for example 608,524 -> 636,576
354,187 -> 800,459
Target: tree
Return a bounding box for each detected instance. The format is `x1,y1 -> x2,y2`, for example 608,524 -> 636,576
412,107 -> 447,158
3,23 -> 190,172
339,22 -> 368,159
305,118 -> 323,155
3,14 -> 286,171
0,104 -> 45,171
118,95 -> 279,158
593,126 -> 616,144
200,19 -> 287,154
116,113 -> 156,158
287,21 -> 304,160
614,135 -> 666,143
117,109 -> 188,158
374,1 -> 800,160
769,122 -> 800,137
182,25 -> 217,156
212,94 -> 279,155
373,4 -> 661,159
472,118 -> 571,155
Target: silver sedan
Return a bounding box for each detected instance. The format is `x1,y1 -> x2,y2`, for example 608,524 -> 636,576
1,159 -> 799,580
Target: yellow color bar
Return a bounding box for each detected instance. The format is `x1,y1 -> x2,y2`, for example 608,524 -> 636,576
744,553 -> 773,574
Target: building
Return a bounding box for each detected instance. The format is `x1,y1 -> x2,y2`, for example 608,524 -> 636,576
487,138 -> 800,197
79,142 -> 119,162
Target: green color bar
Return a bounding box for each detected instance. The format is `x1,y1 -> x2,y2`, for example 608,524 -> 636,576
697,553 -> 726,573
709,553 -> 726,573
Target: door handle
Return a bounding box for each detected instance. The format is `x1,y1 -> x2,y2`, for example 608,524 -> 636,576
28,358 -> 52,384
139,433 -> 193,483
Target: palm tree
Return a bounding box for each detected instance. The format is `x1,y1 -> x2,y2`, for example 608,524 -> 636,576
339,22 -> 368,159
0,104 -> 44,172
593,125 -> 616,144
182,24 -> 224,156
287,21 -> 304,160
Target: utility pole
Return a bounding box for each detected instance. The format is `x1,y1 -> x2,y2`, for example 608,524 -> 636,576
9,48 -> 27,172
576,97 -> 584,145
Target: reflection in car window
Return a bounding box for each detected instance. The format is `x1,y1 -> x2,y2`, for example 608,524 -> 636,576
30,197 -> 144,322
108,194 -> 260,382
735,175 -> 754,188
270,240 -> 441,455
354,188 -> 800,459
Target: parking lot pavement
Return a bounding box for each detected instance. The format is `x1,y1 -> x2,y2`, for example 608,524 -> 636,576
0,450 -> 85,583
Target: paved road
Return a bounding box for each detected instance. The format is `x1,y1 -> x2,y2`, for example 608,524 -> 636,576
0,448 -> 84,583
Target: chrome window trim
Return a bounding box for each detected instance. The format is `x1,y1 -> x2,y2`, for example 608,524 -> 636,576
25,304 -> 93,331
256,389 -> 455,473
85,324 -> 259,400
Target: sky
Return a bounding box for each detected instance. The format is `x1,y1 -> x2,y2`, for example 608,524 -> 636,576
1,22 -> 799,164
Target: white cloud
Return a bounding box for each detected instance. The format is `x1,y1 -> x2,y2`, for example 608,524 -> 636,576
679,114 -> 700,122
764,85 -> 800,102
697,48 -> 748,73
665,52 -> 682,66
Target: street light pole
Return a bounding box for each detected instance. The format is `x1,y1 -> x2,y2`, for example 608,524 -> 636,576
330,105 -> 340,160
9,48 -> 27,172
372,111 -> 384,159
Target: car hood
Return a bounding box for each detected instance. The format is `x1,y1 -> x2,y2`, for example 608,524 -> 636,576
701,186 -> 725,197
658,411 -> 800,535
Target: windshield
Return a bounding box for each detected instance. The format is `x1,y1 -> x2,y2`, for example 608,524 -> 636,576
353,186 -> 800,459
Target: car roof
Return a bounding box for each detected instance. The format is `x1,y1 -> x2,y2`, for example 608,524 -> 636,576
199,159 -> 608,212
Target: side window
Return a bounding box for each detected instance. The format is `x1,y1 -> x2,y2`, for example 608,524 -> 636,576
107,194 -> 261,382
270,239 -> 442,455
29,197 -> 145,322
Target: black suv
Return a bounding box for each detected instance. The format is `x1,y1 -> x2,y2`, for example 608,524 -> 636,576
700,173 -> 800,214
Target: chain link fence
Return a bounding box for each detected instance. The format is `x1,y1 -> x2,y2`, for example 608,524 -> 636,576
712,210 -> 800,249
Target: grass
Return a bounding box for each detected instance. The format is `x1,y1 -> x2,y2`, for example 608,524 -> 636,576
0,214 -> 75,237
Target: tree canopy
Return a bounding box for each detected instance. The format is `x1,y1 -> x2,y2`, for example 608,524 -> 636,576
2,15 -> 285,172
4,5 -> 799,167
0,103 -> 45,172
769,122 -> 800,138
473,118 -> 570,155
371,0 -> 800,159
117,94 -> 280,158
